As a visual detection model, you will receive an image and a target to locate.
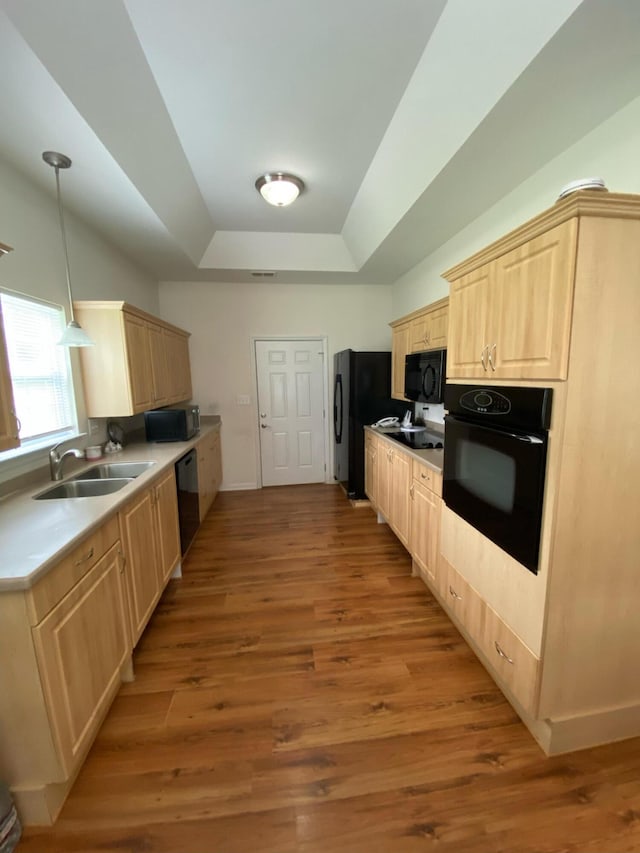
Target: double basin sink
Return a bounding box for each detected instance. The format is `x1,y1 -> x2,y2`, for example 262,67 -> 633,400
34,461 -> 156,501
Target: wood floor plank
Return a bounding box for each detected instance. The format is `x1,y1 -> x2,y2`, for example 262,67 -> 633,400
18,483 -> 640,853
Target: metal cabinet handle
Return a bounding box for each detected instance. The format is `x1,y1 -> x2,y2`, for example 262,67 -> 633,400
118,548 -> 126,575
410,484 -> 414,499
74,547 -> 94,566
480,346 -> 487,371
488,343 -> 497,372
449,585 -> 462,600
10,410 -> 21,439
494,641 -> 514,664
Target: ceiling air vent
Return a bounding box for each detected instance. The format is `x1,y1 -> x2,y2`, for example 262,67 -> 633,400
251,271 -> 276,278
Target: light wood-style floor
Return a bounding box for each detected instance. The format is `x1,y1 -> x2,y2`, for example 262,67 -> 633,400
19,485 -> 640,852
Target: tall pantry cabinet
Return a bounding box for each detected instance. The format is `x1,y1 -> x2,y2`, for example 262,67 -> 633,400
439,191 -> 640,754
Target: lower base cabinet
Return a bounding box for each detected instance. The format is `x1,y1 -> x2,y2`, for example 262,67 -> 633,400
409,460 -> 442,586
32,541 -> 130,776
0,466 -> 182,827
196,427 -> 222,521
0,516 -> 131,826
119,468 -> 181,645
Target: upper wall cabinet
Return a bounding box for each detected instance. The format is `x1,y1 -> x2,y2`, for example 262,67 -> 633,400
444,219 -> 578,381
389,297 -> 448,400
74,302 -> 193,417
0,244 -> 19,451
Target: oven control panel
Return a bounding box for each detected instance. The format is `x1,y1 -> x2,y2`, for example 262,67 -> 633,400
460,389 -> 511,415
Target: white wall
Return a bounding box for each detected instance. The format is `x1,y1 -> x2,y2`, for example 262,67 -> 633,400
0,156 -> 158,482
392,95 -> 640,316
158,280 -> 394,489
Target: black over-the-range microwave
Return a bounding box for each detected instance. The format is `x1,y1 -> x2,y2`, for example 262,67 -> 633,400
144,405 -> 200,442
404,348 -> 447,403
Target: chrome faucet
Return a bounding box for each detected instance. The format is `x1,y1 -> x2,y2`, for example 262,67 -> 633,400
49,436 -> 86,481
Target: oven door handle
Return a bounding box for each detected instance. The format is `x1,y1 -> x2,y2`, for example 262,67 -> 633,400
507,432 -> 543,444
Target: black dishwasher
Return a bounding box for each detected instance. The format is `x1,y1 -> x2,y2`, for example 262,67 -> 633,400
175,449 -> 200,555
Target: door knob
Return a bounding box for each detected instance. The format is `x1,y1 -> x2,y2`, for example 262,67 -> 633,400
261,423 -> 271,429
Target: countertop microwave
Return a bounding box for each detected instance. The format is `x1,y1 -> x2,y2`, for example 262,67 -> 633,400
144,405 -> 200,442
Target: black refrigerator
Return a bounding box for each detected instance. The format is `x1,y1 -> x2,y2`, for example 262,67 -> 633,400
333,350 -> 407,499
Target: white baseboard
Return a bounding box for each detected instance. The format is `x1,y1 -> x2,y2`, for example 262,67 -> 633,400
219,482 -> 258,491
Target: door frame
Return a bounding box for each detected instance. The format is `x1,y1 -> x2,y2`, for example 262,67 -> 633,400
251,336 -> 331,489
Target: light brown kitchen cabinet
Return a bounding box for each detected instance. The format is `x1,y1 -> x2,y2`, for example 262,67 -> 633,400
0,300 -> 19,452
0,245 -> 19,452
390,297 -> 448,400
445,220 -> 577,380
0,515 -> 131,825
389,446 -> 411,546
364,431 -> 378,506
31,541 -> 129,776
439,192 -> 640,754
119,468 -> 181,645
390,322 -> 410,400
369,436 -> 411,546
74,301 -> 192,417
196,428 -> 222,522
409,461 -> 442,586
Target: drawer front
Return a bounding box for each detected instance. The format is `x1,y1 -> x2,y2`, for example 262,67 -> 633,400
411,460 -> 443,496
26,515 -> 120,625
478,602 -> 540,716
444,560 -> 540,716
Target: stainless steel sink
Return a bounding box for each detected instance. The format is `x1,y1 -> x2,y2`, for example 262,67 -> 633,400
73,461 -> 156,480
34,478 -> 133,500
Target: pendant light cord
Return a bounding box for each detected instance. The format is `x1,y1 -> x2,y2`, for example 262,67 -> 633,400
54,165 -> 76,324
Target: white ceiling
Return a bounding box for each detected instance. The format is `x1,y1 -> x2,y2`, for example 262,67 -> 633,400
1,0 -> 640,284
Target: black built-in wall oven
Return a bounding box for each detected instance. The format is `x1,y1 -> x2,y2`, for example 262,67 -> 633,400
443,384 -> 552,574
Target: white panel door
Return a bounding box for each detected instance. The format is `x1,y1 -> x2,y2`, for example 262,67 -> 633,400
255,339 -> 326,486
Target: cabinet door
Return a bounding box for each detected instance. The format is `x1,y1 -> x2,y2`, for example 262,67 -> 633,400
377,442 -> 393,520
123,315 -> 154,412
153,469 -> 181,585
409,313 -> 430,353
119,488 -> 160,644
211,431 -> 222,498
364,433 -> 378,506
148,322 -> 170,406
447,266 -> 491,378
390,448 -> 411,547
0,303 -> 19,451
426,304 -> 448,349
32,543 -> 129,776
491,220 -> 577,380
391,323 -> 410,400
164,329 -> 192,403
410,479 -> 441,585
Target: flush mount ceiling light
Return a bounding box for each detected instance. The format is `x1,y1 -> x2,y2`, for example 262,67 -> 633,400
255,172 -> 304,207
42,150 -> 94,347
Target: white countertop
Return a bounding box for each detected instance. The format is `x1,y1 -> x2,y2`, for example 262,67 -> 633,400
0,419 -> 221,592
365,424 -> 444,471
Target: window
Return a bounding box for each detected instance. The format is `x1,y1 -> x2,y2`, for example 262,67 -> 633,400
0,290 -> 77,450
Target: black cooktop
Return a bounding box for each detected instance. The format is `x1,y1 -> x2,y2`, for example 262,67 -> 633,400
387,429 -> 444,450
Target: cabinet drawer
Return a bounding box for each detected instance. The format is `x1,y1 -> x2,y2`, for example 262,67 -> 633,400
478,602 -> 540,716
444,561 -> 485,638
26,515 -> 120,625
411,460 -> 442,496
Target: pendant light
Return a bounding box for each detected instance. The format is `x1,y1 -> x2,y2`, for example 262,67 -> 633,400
42,151 -> 94,347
